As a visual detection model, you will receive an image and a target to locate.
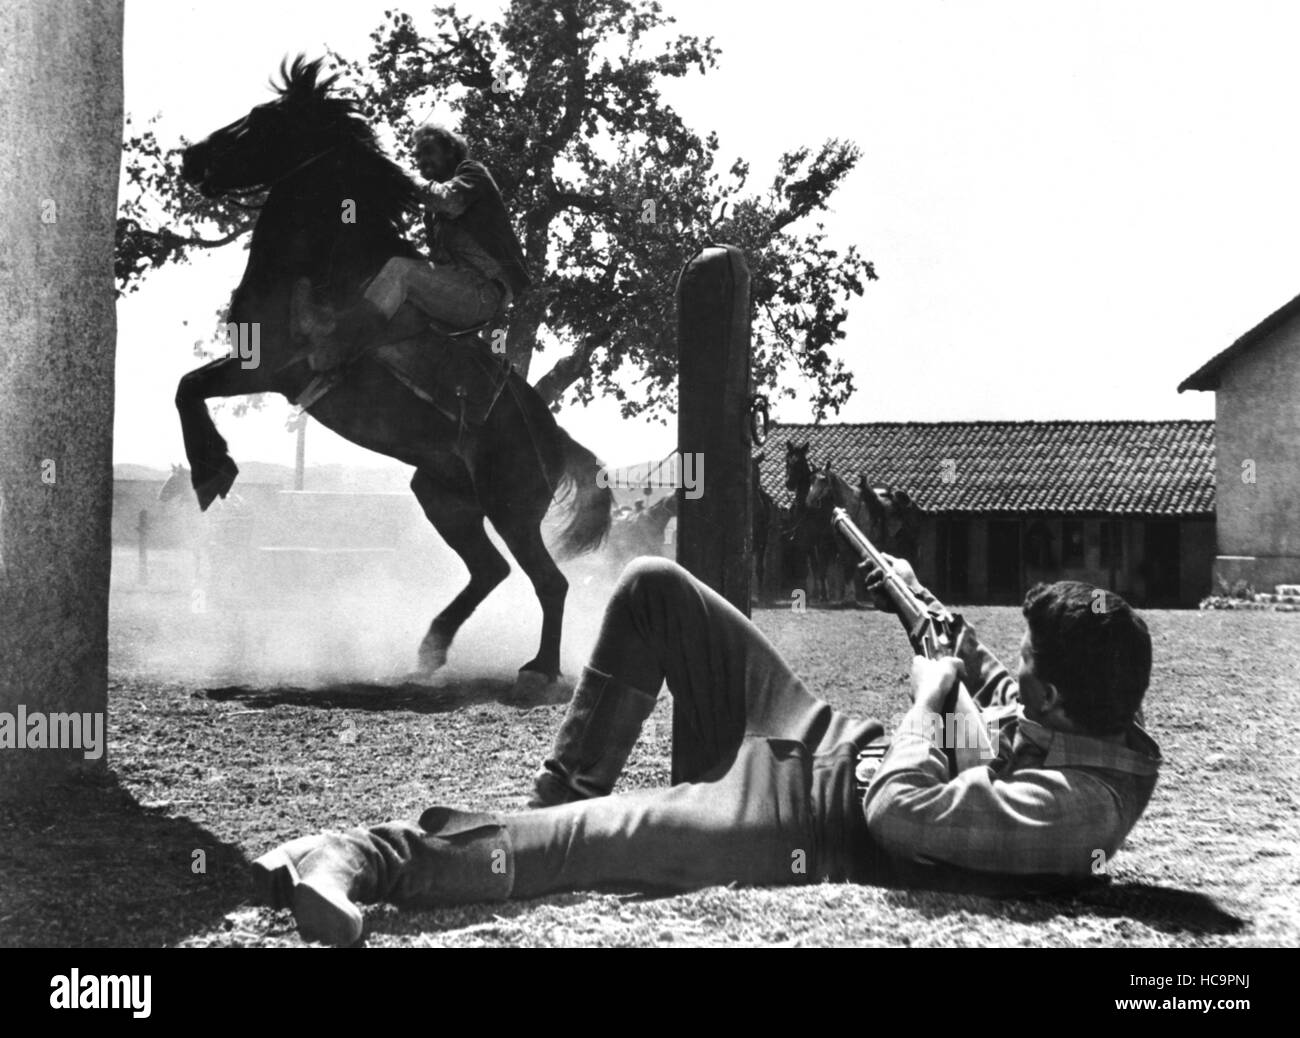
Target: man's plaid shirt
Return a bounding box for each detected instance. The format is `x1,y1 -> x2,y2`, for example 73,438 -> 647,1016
862,619 -> 1162,878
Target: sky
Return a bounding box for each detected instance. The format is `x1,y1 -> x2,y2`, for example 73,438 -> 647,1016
115,0 -> 1300,473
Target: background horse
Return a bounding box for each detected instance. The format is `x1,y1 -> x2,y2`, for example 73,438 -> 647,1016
857,475 -> 922,567
175,57 -> 611,690
803,460 -> 927,604
157,462 -> 248,585
804,460 -> 872,602
781,442 -> 838,601
607,493 -> 677,561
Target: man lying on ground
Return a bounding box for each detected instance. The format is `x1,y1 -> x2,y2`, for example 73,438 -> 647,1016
253,555 -> 1161,945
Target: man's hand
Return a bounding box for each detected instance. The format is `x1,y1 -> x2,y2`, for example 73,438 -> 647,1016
863,553 -> 924,613
910,656 -> 966,713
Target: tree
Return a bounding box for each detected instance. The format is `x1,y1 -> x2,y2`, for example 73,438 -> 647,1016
116,0 -> 875,421
1,0 -> 124,785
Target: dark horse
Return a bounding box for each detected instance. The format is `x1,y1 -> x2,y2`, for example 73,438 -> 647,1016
805,461 -> 880,602
806,462 -> 925,602
781,442 -> 838,601
176,58 -> 612,689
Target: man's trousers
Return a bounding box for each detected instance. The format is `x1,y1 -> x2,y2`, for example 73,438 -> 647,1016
365,256 -> 505,328
331,558 -> 885,904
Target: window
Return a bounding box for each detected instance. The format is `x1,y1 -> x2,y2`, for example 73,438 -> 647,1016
1062,521 -> 1085,567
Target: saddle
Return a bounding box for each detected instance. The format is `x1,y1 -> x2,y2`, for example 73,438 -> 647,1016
372,332 -> 512,439
289,281 -> 512,453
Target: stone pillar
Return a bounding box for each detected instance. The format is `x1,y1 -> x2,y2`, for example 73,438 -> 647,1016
0,1 -> 124,785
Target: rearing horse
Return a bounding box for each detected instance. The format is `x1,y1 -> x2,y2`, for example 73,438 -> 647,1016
175,57 -> 612,689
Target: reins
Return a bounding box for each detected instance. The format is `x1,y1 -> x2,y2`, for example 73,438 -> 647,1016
202,146 -> 340,212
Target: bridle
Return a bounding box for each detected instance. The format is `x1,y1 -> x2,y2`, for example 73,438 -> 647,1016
204,145 -> 339,211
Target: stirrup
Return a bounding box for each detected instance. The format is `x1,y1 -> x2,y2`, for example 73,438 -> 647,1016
425,316 -> 493,339
292,370 -> 342,409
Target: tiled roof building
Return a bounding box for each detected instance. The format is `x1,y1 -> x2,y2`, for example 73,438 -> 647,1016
755,419 -> 1216,607
757,420 -> 1214,516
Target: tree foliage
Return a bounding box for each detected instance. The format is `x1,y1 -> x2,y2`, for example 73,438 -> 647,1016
117,0 -> 875,420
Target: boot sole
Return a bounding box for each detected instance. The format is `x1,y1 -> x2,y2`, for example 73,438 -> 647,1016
293,878 -> 364,947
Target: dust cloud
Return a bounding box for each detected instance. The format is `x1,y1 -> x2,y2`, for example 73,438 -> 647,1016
110,490 -> 645,690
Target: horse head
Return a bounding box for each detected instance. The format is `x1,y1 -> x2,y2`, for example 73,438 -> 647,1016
806,460 -> 839,511
785,441 -> 812,494
182,57 -> 339,197
180,55 -> 424,340
157,464 -> 190,503
180,56 -> 420,243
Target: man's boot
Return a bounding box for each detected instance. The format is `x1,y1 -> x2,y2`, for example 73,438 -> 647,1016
308,297 -> 390,372
250,834 -> 330,910
288,280 -> 391,372
289,832 -> 373,947
255,810 -> 515,946
529,666 -> 658,808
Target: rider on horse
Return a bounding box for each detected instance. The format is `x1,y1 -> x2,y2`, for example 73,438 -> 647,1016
295,122 -> 531,372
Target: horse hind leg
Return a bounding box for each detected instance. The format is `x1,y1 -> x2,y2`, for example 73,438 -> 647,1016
491,511 -> 569,699
410,469 -> 510,676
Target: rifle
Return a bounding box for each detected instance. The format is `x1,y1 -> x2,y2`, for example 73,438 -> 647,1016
829,506 -> 992,774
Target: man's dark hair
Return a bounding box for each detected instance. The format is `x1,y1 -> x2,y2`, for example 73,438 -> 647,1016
413,123 -> 468,166
1021,581 -> 1151,735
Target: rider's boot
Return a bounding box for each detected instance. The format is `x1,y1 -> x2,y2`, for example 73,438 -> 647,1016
305,297 -> 390,372
289,279 -> 390,373
528,666 -> 658,808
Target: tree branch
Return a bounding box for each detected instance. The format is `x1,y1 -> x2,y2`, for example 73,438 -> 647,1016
532,325 -> 614,406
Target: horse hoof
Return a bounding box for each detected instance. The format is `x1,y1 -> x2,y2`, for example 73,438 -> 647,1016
416,644 -> 448,674
194,457 -> 239,511
508,669 -> 569,705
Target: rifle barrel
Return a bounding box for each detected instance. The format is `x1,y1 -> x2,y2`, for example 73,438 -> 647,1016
830,506 -> 927,626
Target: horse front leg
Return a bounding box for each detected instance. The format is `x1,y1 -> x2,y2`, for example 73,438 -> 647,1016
175,357 -> 269,510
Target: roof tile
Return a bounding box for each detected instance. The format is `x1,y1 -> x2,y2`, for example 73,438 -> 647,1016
759,419 -> 1214,516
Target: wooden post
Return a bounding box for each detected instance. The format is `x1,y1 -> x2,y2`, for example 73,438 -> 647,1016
675,245 -> 752,617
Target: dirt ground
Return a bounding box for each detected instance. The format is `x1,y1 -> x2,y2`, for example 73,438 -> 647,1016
2,548 -> 1297,947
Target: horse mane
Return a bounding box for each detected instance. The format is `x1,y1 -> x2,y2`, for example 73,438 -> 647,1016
272,55 -> 424,235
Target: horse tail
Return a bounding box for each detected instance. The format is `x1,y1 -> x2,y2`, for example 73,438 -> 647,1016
553,426 -> 613,558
